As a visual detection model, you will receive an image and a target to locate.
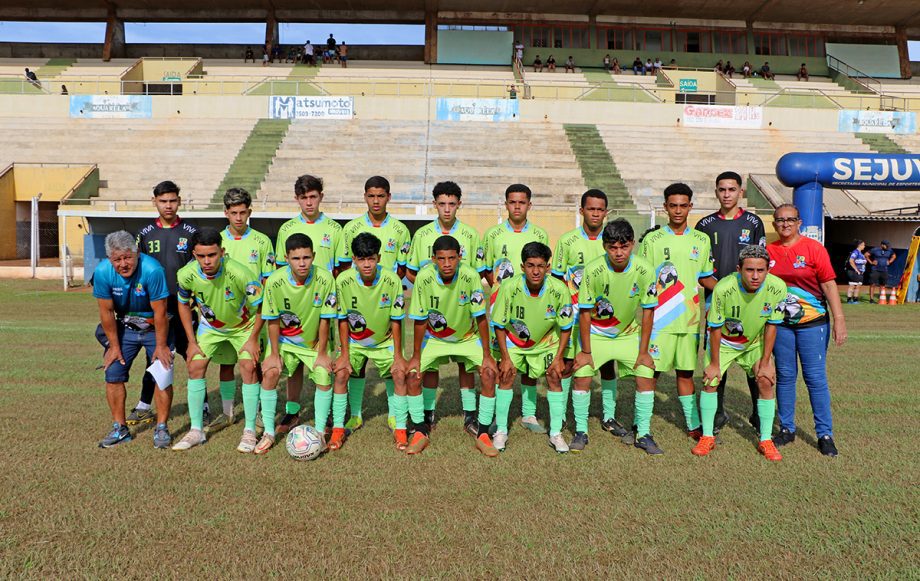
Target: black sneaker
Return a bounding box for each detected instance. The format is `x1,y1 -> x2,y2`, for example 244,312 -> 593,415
818,435 -> 838,457
424,409 -> 436,429
600,417 -> 629,438
634,433 -> 664,455
275,413 -> 301,436
773,427 -> 796,447
569,431 -> 589,452
713,412 -> 729,434
464,412 -> 479,438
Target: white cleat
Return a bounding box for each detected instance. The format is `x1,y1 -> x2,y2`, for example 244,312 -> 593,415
171,429 -> 206,451
236,429 -> 258,453
492,431 -> 508,452
548,433 -> 570,454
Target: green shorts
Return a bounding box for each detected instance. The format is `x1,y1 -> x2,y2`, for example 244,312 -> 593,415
210,326 -> 268,365
348,339 -> 396,378
194,326 -> 257,364
563,322 -> 580,360
280,346 -> 332,386
420,336 -> 483,373
705,343 -> 764,378
506,345 -> 557,380
573,333 -> 655,379
648,332 -> 699,373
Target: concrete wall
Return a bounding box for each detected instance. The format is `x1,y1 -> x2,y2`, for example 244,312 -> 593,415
826,43 -> 901,78
437,30 -> 514,66
0,166 -> 15,259
12,165 -> 93,201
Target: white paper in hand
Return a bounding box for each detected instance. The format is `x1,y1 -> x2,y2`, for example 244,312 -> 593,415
146,358 -> 174,390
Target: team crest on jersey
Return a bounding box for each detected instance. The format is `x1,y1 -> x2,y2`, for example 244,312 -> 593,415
279,312 -> 302,336
690,246 -> 700,260
177,238 -> 188,252
571,267 -> 585,289
761,302 -> 773,316
380,293 -> 391,308
629,282 -> 640,297
657,263 -> 679,287
496,259 -> 514,282
245,284 -> 259,297
427,309 -> 455,339
595,298 -> 614,318
724,319 -> 744,336
394,295 -> 405,309
648,344 -> 660,359
386,238 -> 397,252
313,292 -> 322,306
458,291 -> 469,305
224,287 -> 235,301
545,305 -> 556,318
476,247 -> 485,260
325,293 -> 337,308
508,319 -> 535,348
200,303 -> 222,327
470,289 -> 484,306
321,234 -> 331,248
347,311 -> 375,343
249,250 -> 258,263
133,283 -> 146,297
793,256 -> 807,269
559,304 -> 573,319
739,229 -> 751,244
400,241 -> 411,254
646,283 -> 658,297
267,252 -> 276,266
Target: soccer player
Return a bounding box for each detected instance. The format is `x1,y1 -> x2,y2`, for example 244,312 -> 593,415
482,184 -> 550,433
492,242 -> 574,453
132,180 -> 198,425
333,233 -> 408,449
207,187 -> 276,435
695,171 -> 766,432
407,180 -> 483,281
93,231 -> 173,449
638,183 -> 716,441
551,189 -> 611,434
275,174 -> 343,275
697,245 -> 786,461
338,176 -> 411,278
573,219 -> 659,453
256,233 -> 337,454
406,235 -> 498,455
171,228 -> 264,451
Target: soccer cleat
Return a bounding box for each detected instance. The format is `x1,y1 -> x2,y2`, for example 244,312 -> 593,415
634,434 -> 664,455
492,431 -> 508,452
691,435 -> 717,456
387,416 -> 397,431
687,427 -> 703,441
569,431 -> 589,452
818,435 -> 838,457
521,416 -> 547,434
394,429 -> 408,451
202,405 -> 212,428
773,427 -> 796,447
345,416 -> 363,432
758,440 -> 783,461
405,431 -> 430,455
153,423 -> 171,449
204,413 -> 235,435
548,433 -> 569,453
236,429 -> 258,453
600,418 -> 630,438
424,410 -> 436,429
275,413 -> 301,436
464,416 -> 480,438
99,423 -> 132,448
713,413 -> 729,434
253,433 -> 275,455
475,434 -> 499,457
126,408 -> 155,426
328,428 -> 347,451
172,429 -> 206,451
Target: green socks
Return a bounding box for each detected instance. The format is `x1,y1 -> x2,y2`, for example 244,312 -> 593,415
678,393 -> 701,431
547,390 -> 565,436
407,394 -> 425,424
477,395 -> 495,427
757,398 -> 776,442
314,388 -> 333,430
600,378 -> 617,421
385,379 -> 395,418
285,400 -> 301,415
700,390 -> 718,437
572,389 -> 590,433
521,384 -> 538,417
560,376 -> 572,415
634,390 -> 655,438
347,377 -> 366,419
393,394 -> 408,430
495,387 -> 513,434
460,388 -> 477,413
423,387 -> 438,412
219,380 -> 236,416
260,388 -> 278,437
332,392 -> 347,429
187,378 -> 207,431
242,382 -> 261,431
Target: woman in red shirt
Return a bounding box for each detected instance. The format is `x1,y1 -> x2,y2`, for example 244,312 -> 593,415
766,204 -> 846,456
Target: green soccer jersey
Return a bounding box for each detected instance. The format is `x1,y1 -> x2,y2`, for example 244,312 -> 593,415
408,219 -> 484,273
491,275 -> 574,351
482,221 -> 550,286
335,266 -> 406,348
707,272 -> 787,351
261,265 -> 337,352
552,226 -> 605,302
221,226 -> 275,282
638,225 -> 715,336
275,213 -> 344,273
177,257 -> 263,335
409,264 -> 486,344
338,213 -> 411,273
578,255 -> 657,339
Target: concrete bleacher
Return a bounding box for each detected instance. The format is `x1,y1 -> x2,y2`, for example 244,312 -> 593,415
310,61 -> 515,98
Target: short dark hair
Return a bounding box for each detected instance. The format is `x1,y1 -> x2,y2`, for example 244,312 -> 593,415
715,171 -> 743,187
521,241 -> 552,263
364,176 -> 391,193
190,227 -> 222,250
223,187 -> 252,209
738,244 -> 770,268
432,235 -> 461,255
580,189 -> 608,208
505,183 -> 532,200
433,181 -> 462,201
153,180 -> 180,197
294,174 -> 323,196
602,218 -> 635,245
285,233 -> 313,254
663,182 -> 693,201
351,232 -> 381,258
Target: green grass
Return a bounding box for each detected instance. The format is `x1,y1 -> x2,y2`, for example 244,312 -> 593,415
579,70 -> 659,103
212,119 -> 290,207
0,279 -> 917,576
563,123 -> 634,211
247,64 -> 323,96
856,133 -> 909,154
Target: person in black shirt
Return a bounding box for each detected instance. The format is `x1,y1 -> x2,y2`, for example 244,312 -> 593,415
696,171 -> 766,433
130,181 -> 199,425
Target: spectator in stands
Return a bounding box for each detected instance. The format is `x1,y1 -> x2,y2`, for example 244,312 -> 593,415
24,67 -> 40,88
645,58 -> 654,75
668,58 -> 678,69
724,60 -> 736,78
653,57 -> 662,72
507,83 -> 518,99
742,61 -> 752,78
714,59 -> 724,73
759,62 -> 775,80
603,54 -> 611,71
867,240 -> 896,304
327,34 -> 337,51
244,46 -> 254,63
632,57 -> 643,74
845,240 -> 867,304
546,55 -> 556,71
796,63 -> 809,81
287,46 -> 298,63
61,84 -> 68,95
262,45 -> 270,66
533,55 -> 543,72
611,57 -> 621,74
325,34 -> 337,63
303,40 -> 315,65
514,40 -> 525,66
339,42 -> 349,68
272,44 -> 283,63
565,56 -> 575,73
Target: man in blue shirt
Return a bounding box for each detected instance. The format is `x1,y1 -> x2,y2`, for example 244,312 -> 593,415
93,231 -> 173,449
867,240 -> 897,304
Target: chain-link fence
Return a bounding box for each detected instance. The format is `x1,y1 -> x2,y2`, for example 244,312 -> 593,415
15,221 -> 58,260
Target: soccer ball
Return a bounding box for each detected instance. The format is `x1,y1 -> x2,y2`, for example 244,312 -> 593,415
285,425 -> 325,461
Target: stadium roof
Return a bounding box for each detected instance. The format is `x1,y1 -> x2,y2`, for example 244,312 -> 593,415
3,1 -> 920,29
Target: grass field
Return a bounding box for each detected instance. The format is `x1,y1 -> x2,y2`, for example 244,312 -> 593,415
1,279 -> 918,577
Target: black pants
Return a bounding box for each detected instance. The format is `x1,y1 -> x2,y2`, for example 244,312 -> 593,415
138,315 -> 189,406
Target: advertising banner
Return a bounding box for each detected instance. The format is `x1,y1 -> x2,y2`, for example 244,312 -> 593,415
69,95 -> 152,119
681,104 -> 763,129
268,96 -> 354,120
838,110 -> 916,134
435,98 -> 519,122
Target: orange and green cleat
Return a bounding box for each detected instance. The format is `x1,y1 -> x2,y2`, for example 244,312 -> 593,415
691,435 -> 716,456
475,433 -> 499,457
758,440 -> 783,462
405,431 -> 429,455
394,429 -> 408,451
327,427 -> 347,451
